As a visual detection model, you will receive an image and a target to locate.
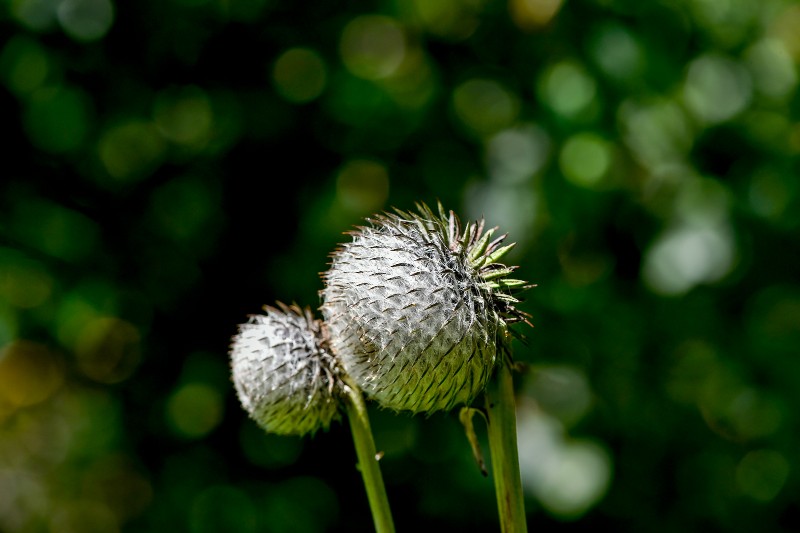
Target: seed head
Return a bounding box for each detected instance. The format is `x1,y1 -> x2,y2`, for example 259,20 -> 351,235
321,203 -> 530,414
230,303 -> 344,436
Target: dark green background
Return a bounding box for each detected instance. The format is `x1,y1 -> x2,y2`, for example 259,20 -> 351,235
2,0 -> 799,531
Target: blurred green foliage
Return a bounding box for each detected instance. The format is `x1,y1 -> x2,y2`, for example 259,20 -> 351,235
1,0 -> 800,531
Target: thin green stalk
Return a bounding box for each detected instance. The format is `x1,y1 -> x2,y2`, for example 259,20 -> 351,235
343,378 -> 395,533
485,361 -> 527,533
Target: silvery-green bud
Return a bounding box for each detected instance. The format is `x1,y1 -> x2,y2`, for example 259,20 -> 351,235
230,303 -> 344,436
321,203 -> 530,414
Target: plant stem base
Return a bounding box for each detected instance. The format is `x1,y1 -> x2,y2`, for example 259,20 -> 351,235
485,361 -> 528,533
344,380 -> 396,533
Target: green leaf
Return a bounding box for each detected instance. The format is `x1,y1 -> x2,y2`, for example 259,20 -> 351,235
481,266 -> 516,281
459,407 -> 488,477
468,228 -> 496,264
493,293 -> 520,303
486,242 -> 516,265
496,279 -> 527,288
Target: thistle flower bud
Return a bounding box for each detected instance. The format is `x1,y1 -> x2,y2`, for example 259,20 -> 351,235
230,303 -> 344,436
321,203 -> 530,414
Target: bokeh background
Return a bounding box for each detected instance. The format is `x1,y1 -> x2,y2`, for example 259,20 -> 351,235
2,0 -> 800,531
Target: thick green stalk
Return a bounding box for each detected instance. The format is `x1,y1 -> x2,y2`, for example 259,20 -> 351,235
485,361 -> 527,533
343,379 -> 395,533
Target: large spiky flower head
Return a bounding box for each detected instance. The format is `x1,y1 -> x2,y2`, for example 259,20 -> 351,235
321,203 -> 530,414
230,303 -> 345,436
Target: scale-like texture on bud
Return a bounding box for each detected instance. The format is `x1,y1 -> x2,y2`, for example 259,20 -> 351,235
322,203 -> 530,414
230,303 -> 343,436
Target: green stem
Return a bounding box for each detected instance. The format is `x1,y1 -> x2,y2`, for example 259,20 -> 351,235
485,361 -> 527,533
343,379 -> 395,533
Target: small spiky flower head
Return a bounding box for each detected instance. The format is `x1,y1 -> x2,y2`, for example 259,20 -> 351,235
321,202 -> 531,414
230,303 -> 345,436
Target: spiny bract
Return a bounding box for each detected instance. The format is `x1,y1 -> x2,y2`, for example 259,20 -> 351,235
230,303 -> 344,436
321,203 -> 530,414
